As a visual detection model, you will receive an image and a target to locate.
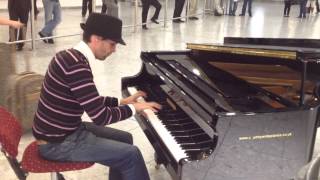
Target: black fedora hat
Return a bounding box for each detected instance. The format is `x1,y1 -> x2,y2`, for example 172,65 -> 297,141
80,13 -> 126,45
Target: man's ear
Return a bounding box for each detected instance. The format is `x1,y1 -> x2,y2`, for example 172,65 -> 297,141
90,35 -> 98,43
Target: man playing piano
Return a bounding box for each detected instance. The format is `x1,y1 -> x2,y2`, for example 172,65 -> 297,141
32,13 -> 161,180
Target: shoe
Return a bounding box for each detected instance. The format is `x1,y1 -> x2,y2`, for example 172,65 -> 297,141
38,32 -> 48,43
151,18 -> 159,24
47,38 -> 54,44
249,14 -> 252,17
16,43 -> 23,51
173,19 -> 185,23
188,16 -> 199,20
239,14 -> 245,16
142,25 -> 148,30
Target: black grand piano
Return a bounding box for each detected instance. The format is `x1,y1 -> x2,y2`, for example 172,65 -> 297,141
121,38 -> 320,180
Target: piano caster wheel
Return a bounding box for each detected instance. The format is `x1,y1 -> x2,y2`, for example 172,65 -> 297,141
155,164 -> 161,170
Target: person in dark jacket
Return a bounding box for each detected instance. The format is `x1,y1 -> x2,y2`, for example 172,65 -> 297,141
8,0 -> 30,50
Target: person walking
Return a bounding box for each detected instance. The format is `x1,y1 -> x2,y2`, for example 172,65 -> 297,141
239,0 -> 253,17
38,0 -> 61,44
284,0 -> 292,17
141,0 -> 162,29
187,0 -> 199,19
173,0 -> 185,22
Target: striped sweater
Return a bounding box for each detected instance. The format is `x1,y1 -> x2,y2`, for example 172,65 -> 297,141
32,48 -> 132,143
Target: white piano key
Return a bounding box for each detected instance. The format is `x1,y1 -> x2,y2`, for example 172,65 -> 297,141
128,87 -> 188,162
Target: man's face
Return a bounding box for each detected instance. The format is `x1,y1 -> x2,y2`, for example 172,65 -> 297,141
92,36 -> 117,60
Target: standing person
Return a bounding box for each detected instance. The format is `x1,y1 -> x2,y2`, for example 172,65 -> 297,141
141,0 -> 162,29
188,0 -> 199,20
101,0 -> 119,17
239,0 -> 253,17
316,0 -> 320,13
8,0 -> 30,51
173,0 -> 185,23
82,0 -> 92,17
0,17 -> 24,28
284,0 -> 292,17
298,0 -> 307,18
32,13 -> 161,180
38,0 -> 61,44
228,0 -> 238,16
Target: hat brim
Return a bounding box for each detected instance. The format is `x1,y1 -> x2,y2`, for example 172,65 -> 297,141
116,38 -> 126,45
80,23 -> 126,45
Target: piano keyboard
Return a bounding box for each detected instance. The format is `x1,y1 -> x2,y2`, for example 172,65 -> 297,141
128,85 -> 214,162
128,87 -> 188,162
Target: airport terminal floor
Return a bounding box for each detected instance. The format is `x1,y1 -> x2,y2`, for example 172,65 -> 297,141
0,0 -> 320,179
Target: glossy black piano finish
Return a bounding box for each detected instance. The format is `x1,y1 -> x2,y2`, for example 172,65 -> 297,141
121,38 -> 320,180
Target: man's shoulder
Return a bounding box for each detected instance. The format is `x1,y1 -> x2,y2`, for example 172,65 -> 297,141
55,49 -> 87,63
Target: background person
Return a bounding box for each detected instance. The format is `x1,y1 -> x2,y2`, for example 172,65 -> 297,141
8,0 -> 30,50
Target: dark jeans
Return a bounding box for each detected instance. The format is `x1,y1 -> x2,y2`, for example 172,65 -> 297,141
173,0 -> 185,18
141,0 -> 162,24
284,0 -> 291,16
228,0 -> 238,15
316,0 -> 320,12
38,122 -> 150,180
241,0 -> 252,16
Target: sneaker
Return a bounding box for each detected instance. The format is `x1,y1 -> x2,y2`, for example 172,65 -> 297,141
47,38 -> 54,44
142,25 -> 148,30
16,43 -> 24,51
38,32 -> 48,43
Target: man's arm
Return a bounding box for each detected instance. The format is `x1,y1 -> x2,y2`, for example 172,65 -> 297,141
0,17 -> 24,28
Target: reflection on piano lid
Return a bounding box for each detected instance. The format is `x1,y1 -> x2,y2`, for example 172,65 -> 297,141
122,37 -> 320,180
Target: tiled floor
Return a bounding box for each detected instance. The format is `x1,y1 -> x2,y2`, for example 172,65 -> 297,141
0,1 -> 320,180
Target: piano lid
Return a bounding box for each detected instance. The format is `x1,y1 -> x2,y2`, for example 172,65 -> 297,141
223,37 -> 320,49
186,43 -> 320,61
154,41 -> 320,111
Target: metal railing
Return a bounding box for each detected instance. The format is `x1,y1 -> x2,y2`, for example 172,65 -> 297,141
2,0 -> 225,50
